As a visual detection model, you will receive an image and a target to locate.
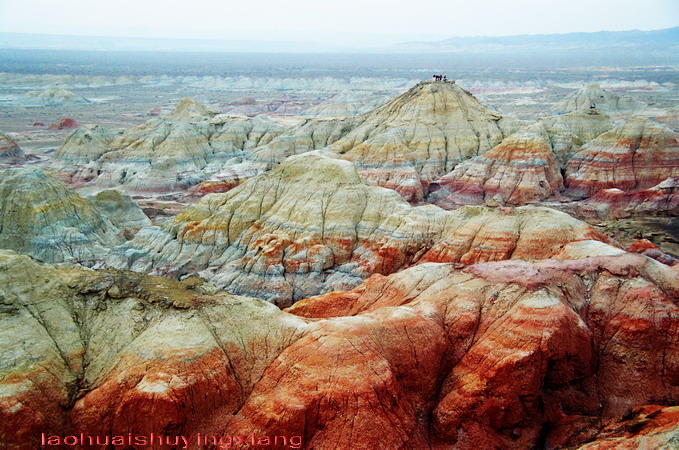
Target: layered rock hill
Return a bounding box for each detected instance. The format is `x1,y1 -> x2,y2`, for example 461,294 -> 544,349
574,177 -> 679,219
189,117 -> 356,197
54,125 -> 119,166
57,98 -> 285,193
566,117 -> 679,198
540,108 -> 614,166
283,241 -> 679,448
2,240 -> 676,449
325,80 -> 520,203
88,189 -> 152,239
427,124 -> 564,209
0,169 -> 147,264
18,86 -> 90,107
109,152 -> 606,306
0,131 -> 24,162
551,84 -> 644,115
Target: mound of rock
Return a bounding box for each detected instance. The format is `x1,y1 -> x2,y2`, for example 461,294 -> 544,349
49,118 -> 79,130
2,240 -> 677,449
326,80 -> 520,202
54,125 -> 118,166
191,117 -> 357,197
566,117 -> 679,198
0,131 -> 24,161
88,189 -> 152,239
427,123 -> 563,208
574,177 -> 679,219
540,108 -> 614,166
109,152 -> 606,305
283,244 -> 679,448
0,169 -> 147,264
58,98 -> 285,193
18,86 -> 90,107
551,84 -> 643,115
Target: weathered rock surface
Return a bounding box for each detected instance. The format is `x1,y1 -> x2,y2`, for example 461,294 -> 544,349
188,117 -> 356,198
0,131 -> 24,161
551,84 -> 643,115
574,177 -> 679,219
427,123 -> 563,208
88,189 -> 152,239
0,169 -> 146,264
54,125 -> 118,166
58,98 -> 285,193
109,152 -> 606,306
2,242 -> 677,449
566,117 -> 679,198
540,108 -> 614,166
578,405 -> 679,449
0,250 -> 308,449
326,80 -> 520,202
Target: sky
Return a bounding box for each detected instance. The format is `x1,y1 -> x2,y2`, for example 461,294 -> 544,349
1,0 -> 678,47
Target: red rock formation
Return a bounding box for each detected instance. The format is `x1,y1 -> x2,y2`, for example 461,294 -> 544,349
48,117 -> 79,130
566,117 -> 679,198
574,177 -> 679,219
577,405 -> 679,449
286,245 -> 679,448
1,244 -> 677,449
625,239 -> 677,266
428,124 -> 564,209
32,122 -> 44,127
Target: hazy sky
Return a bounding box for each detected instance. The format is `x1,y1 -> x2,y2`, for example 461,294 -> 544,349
1,0 -> 678,46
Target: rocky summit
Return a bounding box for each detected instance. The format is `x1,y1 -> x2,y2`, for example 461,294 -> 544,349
57,98 -> 285,192
0,168 -> 147,264
327,80 -> 520,202
566,116 -> 679,198
427,123 -> 563,208
109,151 -> 606,306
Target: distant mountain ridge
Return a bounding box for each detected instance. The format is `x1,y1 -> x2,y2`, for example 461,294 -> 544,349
393,27 -> 679,54
0,27 -> 677,55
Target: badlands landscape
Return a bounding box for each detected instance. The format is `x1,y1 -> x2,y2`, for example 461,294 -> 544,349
0,45 -> 678,449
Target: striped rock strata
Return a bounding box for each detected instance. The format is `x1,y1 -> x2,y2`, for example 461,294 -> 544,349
427,123 -> 563,209
327,80 -> 521,203
109,152 -> 606,306
286,241 -> 679,448
2,241 -> 677,449
566,117 -> 679,198
0,168 -> 147,264
540,109 -> 614,166
195,81 -> 521,203
574,177 -> 679,219
188,117 -> 356,197
57,98 -> 285,193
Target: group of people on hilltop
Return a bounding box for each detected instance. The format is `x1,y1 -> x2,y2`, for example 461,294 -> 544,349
432,74 -> 447,81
